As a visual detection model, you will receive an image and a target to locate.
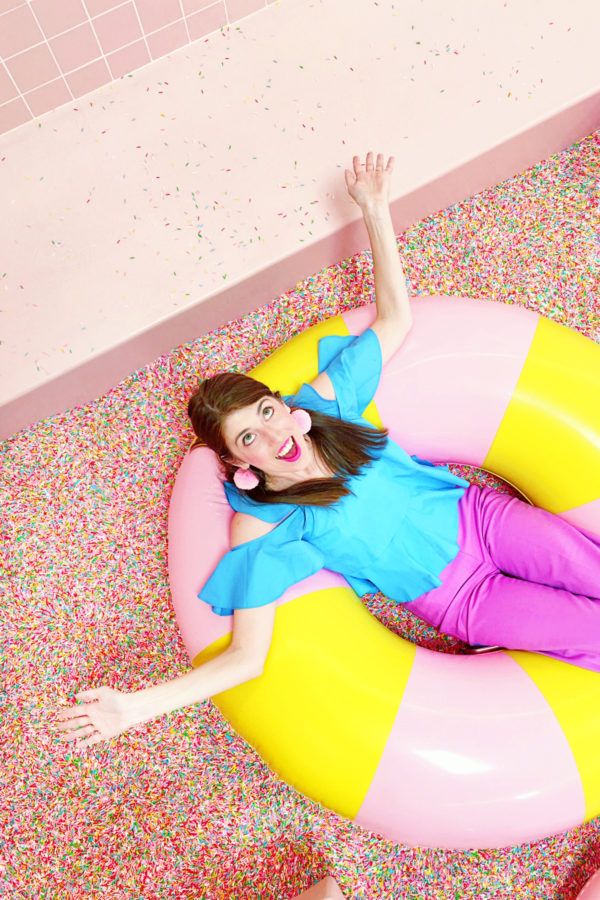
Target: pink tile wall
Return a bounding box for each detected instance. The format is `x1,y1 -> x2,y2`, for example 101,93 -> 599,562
0,0 -> 277,136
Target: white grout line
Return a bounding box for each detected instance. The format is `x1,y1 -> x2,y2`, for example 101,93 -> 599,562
0,1 -> 231,111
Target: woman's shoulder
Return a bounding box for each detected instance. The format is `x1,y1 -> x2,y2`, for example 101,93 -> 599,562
230,512 -> 278,547
224,479 -> 298,521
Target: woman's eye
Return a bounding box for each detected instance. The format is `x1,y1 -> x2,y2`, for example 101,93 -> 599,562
240,406 -> 273,446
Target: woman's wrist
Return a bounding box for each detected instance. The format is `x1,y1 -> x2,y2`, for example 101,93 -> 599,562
122,650 -> 260,729
361,199 -> 391,220
124,675 -> 195,728
120,690 -> 152,730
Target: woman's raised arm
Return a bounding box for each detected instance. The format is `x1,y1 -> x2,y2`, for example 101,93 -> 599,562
364,197 -> 413,364
347,152 -> 413,364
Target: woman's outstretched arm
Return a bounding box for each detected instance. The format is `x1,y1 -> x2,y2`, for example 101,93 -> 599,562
122,603 -> 276,728
348,152 -> 412,363
311,151 -> 412,405
49,515 -> 278,749
363,201 -> 413,361
50,604 -> 277,749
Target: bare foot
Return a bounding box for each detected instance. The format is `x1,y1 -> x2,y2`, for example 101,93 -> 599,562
290,875 -> 346,900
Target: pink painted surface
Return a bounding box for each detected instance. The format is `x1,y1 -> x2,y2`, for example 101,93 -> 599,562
167,446 -> 346,659
364,296 -> 539,467
1,0 -> 598,138
355,647 -> 584,849
578,871 -> 600,900
1,0 -> 599,442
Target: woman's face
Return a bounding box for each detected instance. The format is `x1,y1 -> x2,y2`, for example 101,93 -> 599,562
221,395 -> 309,479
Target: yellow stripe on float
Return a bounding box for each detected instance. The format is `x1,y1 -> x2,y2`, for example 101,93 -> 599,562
484,316 -> 600,513
251,315 -> 350,395
195,314 -> 410,810
250,313 -> 384,430
194,587 -> 416,818
507,650 -> 600,822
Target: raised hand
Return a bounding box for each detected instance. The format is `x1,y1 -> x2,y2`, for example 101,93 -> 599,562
344,151 -> 394,210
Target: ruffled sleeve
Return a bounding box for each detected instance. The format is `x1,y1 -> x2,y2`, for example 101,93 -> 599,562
197,508 -> 325,617
316,327 -> 382,419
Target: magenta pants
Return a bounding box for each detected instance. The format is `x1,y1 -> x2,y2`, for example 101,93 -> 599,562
409,484 -> 600,672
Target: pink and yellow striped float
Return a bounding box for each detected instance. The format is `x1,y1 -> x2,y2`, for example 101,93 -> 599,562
168,295 -> 600,850
578,870 -> 600,900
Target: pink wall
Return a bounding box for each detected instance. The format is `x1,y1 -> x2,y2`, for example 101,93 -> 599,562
1,0 -> 598,443
0,0 -> 276,136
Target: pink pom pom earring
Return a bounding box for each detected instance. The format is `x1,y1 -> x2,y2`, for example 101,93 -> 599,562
290,407 -> 312,434
233,467 -> 260,490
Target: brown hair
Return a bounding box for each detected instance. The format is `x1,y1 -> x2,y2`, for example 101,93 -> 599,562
187,372 -> 388,506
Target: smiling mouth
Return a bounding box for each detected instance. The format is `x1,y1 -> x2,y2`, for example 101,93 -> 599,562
276,436 -> 302,462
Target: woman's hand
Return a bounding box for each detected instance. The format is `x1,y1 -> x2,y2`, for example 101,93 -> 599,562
344,151 -> 394,211
49,686 -> 138,750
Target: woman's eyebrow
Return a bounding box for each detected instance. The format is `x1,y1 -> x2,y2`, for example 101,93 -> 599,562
235,397 -> 269,445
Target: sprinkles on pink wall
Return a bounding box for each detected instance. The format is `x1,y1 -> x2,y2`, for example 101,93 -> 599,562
3,132 -> 599,899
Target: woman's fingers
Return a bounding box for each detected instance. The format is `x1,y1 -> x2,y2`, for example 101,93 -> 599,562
62,723 -> 96,744
353,151 -> 380,169
353,153 -> 366,174
347,153 -> 394,208
53,706 -> 95,743
49,687 -> 134,751
73,729 -> 103,750
352,152 -> 394,175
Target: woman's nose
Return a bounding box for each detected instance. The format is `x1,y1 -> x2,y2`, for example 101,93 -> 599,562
270,424 -> 290,451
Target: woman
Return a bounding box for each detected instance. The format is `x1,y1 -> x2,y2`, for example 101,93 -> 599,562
50,152 -> 600,756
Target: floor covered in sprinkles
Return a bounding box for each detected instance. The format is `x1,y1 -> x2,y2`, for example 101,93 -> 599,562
2,131 -> 599,898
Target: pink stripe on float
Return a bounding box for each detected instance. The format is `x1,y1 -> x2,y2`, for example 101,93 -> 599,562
559,497 -> 600,540
168,449 -> 234,655
344,297 -> 539,468
355,646 -> 584,849
342,304 -> 376,336
577,870 -> 600,900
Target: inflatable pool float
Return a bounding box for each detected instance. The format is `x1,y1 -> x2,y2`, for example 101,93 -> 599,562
168,295 -> 600,850
578,869 -> 600,900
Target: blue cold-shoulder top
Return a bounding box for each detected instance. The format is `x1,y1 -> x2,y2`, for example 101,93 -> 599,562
198,326 -> 470,616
